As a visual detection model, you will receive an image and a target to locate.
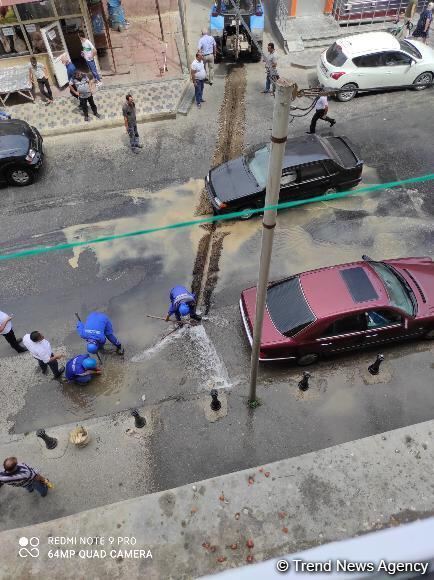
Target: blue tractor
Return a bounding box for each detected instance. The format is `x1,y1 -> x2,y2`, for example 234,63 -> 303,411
210,0 -> 264,63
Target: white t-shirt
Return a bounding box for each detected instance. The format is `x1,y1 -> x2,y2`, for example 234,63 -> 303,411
22,334 -> 52,363
0,310 -> 12,335
81,39 -> 96,61
315,96 -> 328,110
191,59 -> 206,80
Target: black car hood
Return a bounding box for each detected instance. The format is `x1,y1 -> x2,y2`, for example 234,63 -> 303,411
209,157 -> 261,202
0,119 -> 32,157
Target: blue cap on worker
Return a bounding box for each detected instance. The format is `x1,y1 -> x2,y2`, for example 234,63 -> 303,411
179,302 -> 190,317
82,356 -> 97,370
87,341 -> 99,354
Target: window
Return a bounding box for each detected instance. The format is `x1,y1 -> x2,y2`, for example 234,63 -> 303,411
366,309 -> 402,329
16,1 -> 55,21
25,23 -> 49,54
266,277 -> 315,338
368,262 -> 415,316
54,0 -> 81,15
352,53 -> 383,68
326,42 -> 347,66
299,163 -> 325,181
382,51 -> 412,66
280,170 -> 297,187
0,7 -> 18,25
246,145 -> 269,189
324,313 -> 367,336
0,26 -> 29,58
399,40 -> 421,59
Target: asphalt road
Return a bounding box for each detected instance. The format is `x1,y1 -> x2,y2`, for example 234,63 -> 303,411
0,30 -> 433,530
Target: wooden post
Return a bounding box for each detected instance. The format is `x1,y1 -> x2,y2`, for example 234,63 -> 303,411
155,0 -> 165,42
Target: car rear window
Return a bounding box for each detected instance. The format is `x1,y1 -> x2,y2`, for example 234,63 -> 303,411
266,277 -> 315,337
326,137 -> 358,168
326,43 -> 347,66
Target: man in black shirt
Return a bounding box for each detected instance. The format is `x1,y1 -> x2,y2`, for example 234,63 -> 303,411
122,93 -> 143,153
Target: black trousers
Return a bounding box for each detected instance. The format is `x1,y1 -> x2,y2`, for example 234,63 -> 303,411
80,95 -> 98,118
38,355 -> 60,377
310,109 -> 334,133
3,329 -> 22,352
37,77 -> 53,102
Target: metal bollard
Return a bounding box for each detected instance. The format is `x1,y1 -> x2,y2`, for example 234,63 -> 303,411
131,409 -> 146,428
368,354 -> 384,375
210,389 -> 221,411
298,372 -> 311,391
36,429 -> 58,450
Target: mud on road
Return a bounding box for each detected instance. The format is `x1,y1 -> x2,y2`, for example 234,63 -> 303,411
192,65 -> 247,313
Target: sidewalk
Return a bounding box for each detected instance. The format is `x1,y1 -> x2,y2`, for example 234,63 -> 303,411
0,418 -> 433,579
8,77 -> 187,137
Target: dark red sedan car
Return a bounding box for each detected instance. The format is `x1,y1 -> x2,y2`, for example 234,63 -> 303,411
240,256 -> 434,365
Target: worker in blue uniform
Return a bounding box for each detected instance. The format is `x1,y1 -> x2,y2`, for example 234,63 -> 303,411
65,354 -> 101,385
76,311 -> 124,355
165,285 -> 202,322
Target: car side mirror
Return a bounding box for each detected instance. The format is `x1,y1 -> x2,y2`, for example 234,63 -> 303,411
410,59 -> 416,66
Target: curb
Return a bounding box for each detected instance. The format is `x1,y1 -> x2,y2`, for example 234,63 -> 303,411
39,110 -> 178,138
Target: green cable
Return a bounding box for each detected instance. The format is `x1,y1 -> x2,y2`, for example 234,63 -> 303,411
1,172 -> 433,262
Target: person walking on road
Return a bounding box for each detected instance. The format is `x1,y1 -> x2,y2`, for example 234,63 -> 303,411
76,311 -> 124,355
165,285 -> 202,323
28,57 -> 53,105
0,457 -> 49,497
78,32 -> 103,86
69,71 -> 101,122
307,94 -> 336,134
198,28 -> 216,85
65,354 -> 101,385
191,52 -> 206,109
22,331 -> 64,378
122,93 -> 143,153
402,0 -> 417,37
262,42 -> 278,95
0,310 -> 26,353
412,2 -> 433,44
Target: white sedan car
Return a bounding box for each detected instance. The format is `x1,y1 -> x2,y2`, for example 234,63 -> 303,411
317,31 -> 434,102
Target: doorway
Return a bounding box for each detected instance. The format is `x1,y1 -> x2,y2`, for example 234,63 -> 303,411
40,22 -> 69,86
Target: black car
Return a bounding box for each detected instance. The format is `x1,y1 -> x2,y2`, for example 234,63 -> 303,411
0,119 -> 44,186
205,134 -> 363,219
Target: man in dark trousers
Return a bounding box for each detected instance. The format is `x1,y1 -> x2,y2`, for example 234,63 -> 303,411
0,310 -> 26,353
22,331 -> 64,378
307,94 -> 336,134
69,71 -> 101,122
165,285 -> 202,323
122,93 -> 143,153
28,57 -> 53,105
0,457 -> 49,497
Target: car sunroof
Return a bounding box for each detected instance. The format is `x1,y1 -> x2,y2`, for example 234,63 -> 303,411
340,267 -> 378,303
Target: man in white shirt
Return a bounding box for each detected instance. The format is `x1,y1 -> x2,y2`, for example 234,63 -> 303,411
190,52 -> 206,108
0,310 -> 26,353
78,32 -> 102,86
263,42 -> 278,95
307,94 -> 336,134
198,28 -> 216,85
22,331 -> 64,378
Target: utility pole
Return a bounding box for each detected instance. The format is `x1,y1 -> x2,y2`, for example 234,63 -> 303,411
249,78 -> 297,406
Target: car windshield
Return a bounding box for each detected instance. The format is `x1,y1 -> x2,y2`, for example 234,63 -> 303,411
326,42 -> 348,66
399,40 -> 421,59
266,277 -> 315,337
221,0 -> 254,13
369,262 -> 416,316
246,145 -> 269,188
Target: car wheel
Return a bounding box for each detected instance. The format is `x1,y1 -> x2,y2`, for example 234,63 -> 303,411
296,352 -> 319,366
239,207 -> 256,221
413,72 -> 433,91
424,328 -> 434,339
336,83 -> 358,102
6,166 -> 34,186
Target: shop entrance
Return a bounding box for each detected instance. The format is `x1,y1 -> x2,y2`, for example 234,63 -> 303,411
40,21 -> 69,86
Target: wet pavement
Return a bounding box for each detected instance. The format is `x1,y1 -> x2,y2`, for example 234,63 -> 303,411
0,18 -> 433,534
